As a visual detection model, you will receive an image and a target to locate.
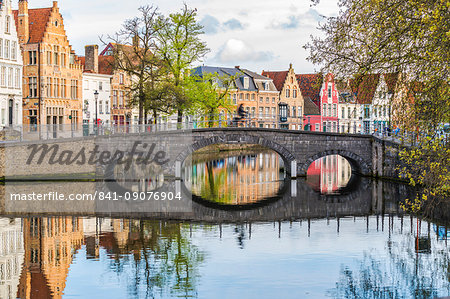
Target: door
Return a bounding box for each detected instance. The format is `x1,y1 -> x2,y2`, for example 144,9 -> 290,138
8,99 -> 13,126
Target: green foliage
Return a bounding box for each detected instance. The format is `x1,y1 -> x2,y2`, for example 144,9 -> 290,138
305,0 -> 450,213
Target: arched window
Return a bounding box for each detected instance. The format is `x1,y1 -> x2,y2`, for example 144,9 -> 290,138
285,88 -> 290,98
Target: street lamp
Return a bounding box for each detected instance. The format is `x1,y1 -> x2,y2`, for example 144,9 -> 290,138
94,90 -> 99,134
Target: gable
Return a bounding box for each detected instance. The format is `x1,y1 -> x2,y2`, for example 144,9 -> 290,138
262,71 -> 288,91
13,7 -> 52,43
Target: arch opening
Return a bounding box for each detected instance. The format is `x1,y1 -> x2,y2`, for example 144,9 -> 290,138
305,154 -> 362,195
182,143 -> 288,208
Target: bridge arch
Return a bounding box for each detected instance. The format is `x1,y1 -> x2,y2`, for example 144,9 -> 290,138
175,133 -> 296,173
299,149 -> 371,176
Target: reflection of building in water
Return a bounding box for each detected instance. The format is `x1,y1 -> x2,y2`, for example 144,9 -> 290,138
307,155 -> 352,194
0,218 -> 24,299
188,152 -> 281,204
17,217 -> 84,299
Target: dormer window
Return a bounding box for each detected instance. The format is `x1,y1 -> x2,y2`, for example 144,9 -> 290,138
55,20 -> 59,27
264,81 -> 270,91
242,77 -> 249,89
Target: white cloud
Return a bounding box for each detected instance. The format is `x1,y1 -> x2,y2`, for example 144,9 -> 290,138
214,39 -> 274,63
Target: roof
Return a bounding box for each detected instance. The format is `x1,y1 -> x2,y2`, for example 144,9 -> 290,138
13,7 -> 53,43
296,74 -> 323,105
303,97 -> 320,115
350,74 -> 380,104
261,71 -> 288,91
192,66 -> 258,91
383,73 -> 399,94
79,55 -> 115,75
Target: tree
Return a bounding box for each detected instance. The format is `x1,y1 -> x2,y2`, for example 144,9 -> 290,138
102,5 -> 164,125
304,0 -> 450,215
154,4 -> 210,124
185,72 -> 236,127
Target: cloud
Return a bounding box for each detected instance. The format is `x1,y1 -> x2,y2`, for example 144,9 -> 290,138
269,9 -> 324,30
200,15 -> 221,35
214,39 -> 274,63
223,18 -> 244,30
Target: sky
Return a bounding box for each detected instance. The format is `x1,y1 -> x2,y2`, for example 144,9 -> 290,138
12,0 -> 340,73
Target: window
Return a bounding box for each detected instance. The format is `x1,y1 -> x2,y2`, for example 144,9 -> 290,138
315,123 -> 319,131
0,39 -> 3,58
272,107 -> 276,117
259,107 -> 263,118
333,104 -> 337,117
266,97 -> 269,103
264,81 -> 269,90
14,68 -> 19,88
298,106 -> 302,117
61,79 -> 66,98
328,83 -> 332,100
272,97 -> 275,103
342,107 -> 345,118
5,16 -> 10,34
119,73 -> 124,84
364,106 -> 370,118
54,46 -> 59,65
61,53 -> 66,67
0,67 -> 5,87
233,94 -> 236,104
348,107 -> 351,119
285,88 -> 290,98
99,81 -> 103,91
47,77 -> 52,97
47,51 -> 52,65
328,105 -> 332,117
292,106 -> 296,118
54,78 -> 59,97
11,42 -> 16,60
245,93 -> 249,100
251,94 -> 255,101
4,40 -> 9,59
105,101 -> 109,114
113,90 -> 118,107
323,104 -> 327,116
293,88 -> 297,98
383,106 -> 386,117
119,91 -> 124,106
259,97 -> 263,103
7,68 -> 12,88
29,51 -> 37,65
99,101 -> 103,114
70,80 -> 78,99
29,77 -> 37,97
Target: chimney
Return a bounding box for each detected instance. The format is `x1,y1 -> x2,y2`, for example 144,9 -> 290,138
18,0 -> 29,44
132,34 -> 139,49
53,1 -> 58,8
85,45 -> 99,73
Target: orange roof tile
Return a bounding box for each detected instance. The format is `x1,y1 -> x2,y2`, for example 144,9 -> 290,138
13,7 -> 52,44
79,55 -> 114,75
261,71 -> 288,91
296,74 -> 323,106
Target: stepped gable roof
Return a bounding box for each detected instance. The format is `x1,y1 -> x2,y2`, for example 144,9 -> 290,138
303,97 -> 320,115
261,71 -> 288,91
296,74 -> 323,105
350,74 -> 380,104
13,7 -> 52,43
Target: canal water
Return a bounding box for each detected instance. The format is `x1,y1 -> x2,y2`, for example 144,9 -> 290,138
0,149 -> 448,298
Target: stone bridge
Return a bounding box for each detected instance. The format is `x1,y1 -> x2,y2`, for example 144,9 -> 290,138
0,127 -> 401,179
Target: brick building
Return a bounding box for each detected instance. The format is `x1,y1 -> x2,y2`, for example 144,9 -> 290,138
262,63 -> 304,130
13,0 -> 83,128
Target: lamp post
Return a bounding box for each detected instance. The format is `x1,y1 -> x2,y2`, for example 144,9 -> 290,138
94,90 -> 99,135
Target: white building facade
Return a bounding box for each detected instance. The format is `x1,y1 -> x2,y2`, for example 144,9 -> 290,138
0,0 -> 22,129
82,73 -> 112,126
372,74 -> 394,134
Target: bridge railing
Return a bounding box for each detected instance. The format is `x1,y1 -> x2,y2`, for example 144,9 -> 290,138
0,114 -> 428,144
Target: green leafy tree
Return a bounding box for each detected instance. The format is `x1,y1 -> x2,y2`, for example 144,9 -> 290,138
304,0 -> 450,215
154,4 -> 210,124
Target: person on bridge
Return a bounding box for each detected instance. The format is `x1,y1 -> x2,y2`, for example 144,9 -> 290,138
237,104 -> 248,120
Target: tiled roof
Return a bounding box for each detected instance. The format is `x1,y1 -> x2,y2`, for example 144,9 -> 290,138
192,66 -> 258,91
79,55 -> 115,75
13,7 -> 52,43
296,74 -> 323,105
303,97 -> 320,115
350,74 -> 380,104
384,73 -> 399,94
261,71 -> 288,91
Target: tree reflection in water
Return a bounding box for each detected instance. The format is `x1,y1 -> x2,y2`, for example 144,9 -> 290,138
105,221 -> 205,298
329,229 -> 450,299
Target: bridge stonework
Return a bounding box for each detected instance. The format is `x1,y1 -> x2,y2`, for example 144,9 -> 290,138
178,128 -> 375,176
0,128 -> 402,179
